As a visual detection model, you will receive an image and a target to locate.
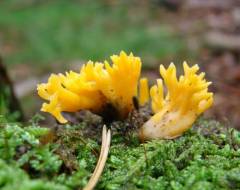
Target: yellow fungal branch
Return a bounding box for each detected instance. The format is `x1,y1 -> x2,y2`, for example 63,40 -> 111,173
140,62 -> 213,140
101,52 -> 142,118
37,51 -> 141,123
139,78 -> 149,106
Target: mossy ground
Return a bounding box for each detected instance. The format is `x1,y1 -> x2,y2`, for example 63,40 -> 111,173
0,114 -> 240,190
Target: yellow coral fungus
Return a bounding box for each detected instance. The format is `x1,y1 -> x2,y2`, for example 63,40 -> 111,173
139,62 -> 213,140
37,73 -> 105,123
139,78 -> 149,106
100,51 -> 142,118
37,51 -> 141,123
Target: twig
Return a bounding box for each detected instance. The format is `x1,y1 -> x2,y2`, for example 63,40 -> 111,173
83,125 -> 111,190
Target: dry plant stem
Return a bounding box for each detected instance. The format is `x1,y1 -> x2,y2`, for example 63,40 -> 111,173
91,126 -> 107,177
83,125 -> 111,190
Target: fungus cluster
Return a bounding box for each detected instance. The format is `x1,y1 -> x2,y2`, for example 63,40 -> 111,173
38,51 -> 213,140
139,62 -> 213,140
37,51 -> 142,123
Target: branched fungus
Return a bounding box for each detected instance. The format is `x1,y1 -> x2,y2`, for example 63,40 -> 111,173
139,62 -> 213,140
38,52 -> 213,140
37,51 -> 142,123
139,78 -> 150,106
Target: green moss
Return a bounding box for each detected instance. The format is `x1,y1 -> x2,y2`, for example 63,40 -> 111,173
0,116 -> 240,190
99,131 -> 240,190
0,87 -> 21,121
0,160 -> 69,190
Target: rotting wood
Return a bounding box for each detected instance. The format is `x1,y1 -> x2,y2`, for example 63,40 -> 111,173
0,57 -> 24,121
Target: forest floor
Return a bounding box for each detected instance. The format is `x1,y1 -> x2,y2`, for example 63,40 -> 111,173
1,1 -> 240,189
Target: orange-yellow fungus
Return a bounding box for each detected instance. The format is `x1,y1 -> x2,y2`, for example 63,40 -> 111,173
140,62 -> 213,140
139,78 -> 149,106
37,51 -> 141,123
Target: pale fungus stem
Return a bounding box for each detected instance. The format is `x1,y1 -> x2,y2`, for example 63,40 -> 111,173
83,125 -> 111,190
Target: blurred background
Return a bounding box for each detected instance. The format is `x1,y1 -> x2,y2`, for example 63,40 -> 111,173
1,0 -> 240,128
